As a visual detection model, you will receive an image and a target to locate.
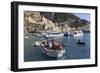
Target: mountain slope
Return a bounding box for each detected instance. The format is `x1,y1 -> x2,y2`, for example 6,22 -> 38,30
24,11 -> 90,33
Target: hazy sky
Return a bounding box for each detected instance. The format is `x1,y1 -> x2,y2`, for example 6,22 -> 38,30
74,13 -> 90,21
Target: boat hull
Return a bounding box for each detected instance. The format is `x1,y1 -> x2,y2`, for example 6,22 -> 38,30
71,31 -> 83,37
73,33 -> 83,37
32,33 -> 43,37
45,33 -> 64,37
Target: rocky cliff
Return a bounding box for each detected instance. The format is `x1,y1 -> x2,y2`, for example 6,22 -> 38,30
24,11 -> 90,33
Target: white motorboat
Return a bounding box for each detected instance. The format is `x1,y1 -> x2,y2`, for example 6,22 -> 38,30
24,36 -> 29,39
32,33 -> 43,37
71,30 -> 83,37
45,32 -> 64,37
40,41 -> 65,58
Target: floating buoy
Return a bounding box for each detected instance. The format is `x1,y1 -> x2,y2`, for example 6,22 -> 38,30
33,41 -> 41,47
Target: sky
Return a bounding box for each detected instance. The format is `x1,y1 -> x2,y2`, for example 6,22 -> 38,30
74,13 -> 90,21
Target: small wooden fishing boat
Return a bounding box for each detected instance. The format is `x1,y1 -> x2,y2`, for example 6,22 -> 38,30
40,41 -> 65,58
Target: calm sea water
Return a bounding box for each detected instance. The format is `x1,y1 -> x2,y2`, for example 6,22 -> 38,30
24,33 -> 90,62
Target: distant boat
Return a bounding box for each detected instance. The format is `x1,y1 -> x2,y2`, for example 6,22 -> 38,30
71,30 -> 83,37
77,40 -> 85,45
32,33 -> 43,37
45,32 -> 64,37
40,41 -> 65,57
33,33 -> 42,36
64,32 -> 71,36
24,36 -> 29,39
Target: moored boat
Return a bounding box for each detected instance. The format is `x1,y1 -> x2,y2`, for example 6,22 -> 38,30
64,32 -> 71,36
32,33 -> 43,37
71,30 -> 83,37
24,36 -> 29,39
45,32 -> 64,37
77,40 -> 85,45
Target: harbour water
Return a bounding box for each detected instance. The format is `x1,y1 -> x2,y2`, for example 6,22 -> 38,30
24,33 -> 90,62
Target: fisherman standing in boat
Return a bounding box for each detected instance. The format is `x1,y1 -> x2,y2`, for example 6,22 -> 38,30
46,37 -> 52,49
